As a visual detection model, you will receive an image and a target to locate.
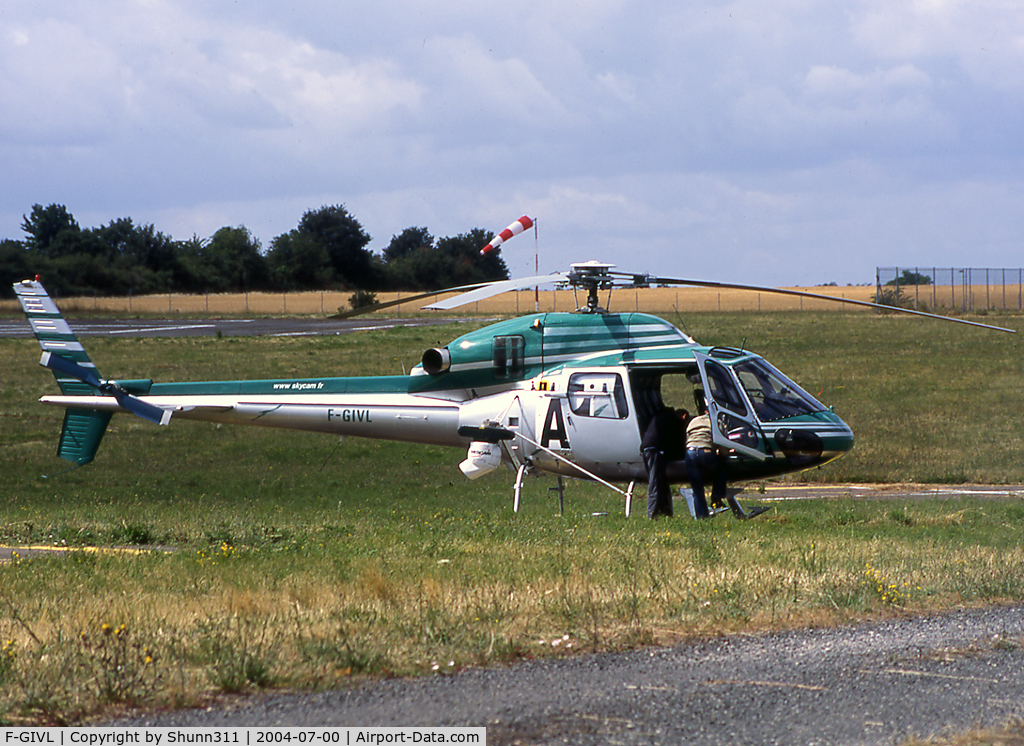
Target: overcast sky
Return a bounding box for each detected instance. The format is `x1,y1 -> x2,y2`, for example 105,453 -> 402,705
2,0 -> 1023,286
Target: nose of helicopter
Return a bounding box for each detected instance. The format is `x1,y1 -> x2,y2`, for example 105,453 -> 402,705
771,410 -> 854,468
817,411 -> 855,463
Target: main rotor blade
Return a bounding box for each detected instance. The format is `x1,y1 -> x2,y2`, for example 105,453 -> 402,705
330,282 -> 491,319
423,273 -> 570,310
647,276 -> 1016,333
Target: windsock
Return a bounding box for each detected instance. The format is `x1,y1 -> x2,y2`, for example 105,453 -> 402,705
480,215 -> 534,255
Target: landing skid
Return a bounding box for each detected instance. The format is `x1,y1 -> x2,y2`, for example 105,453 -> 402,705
680,487 -> 771,520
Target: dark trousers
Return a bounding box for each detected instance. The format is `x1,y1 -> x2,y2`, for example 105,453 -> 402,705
642,447 -> 673,518
685,448 -> 726,519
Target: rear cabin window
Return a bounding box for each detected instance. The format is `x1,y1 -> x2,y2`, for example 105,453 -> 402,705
568,373 -> 629,419
493,335 -> 525,379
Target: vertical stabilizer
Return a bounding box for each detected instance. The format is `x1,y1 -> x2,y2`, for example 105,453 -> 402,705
14,278 -> 111,466
14,278 -> 100,395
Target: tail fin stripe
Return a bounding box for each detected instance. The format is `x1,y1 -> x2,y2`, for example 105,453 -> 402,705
18,295 -> 62,316
39,341 -> 87,353
29,317 -> 75,335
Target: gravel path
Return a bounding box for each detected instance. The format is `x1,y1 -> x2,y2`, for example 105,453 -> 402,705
114,604 -> 1024,745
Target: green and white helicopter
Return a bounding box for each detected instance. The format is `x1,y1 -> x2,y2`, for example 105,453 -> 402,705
14,251 -> 1013,519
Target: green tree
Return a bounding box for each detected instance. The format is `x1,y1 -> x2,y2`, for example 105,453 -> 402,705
381,227 -> 509,290
21,203 -> 82,258
296,205 -> 377,288
87,218 -> 182,293
887,270 -> 933,286
199,226 -> 269,292
0,239 -> 43,296
435,228 -> 509,286
265,230 -> 333,290
383,226 -> 434,264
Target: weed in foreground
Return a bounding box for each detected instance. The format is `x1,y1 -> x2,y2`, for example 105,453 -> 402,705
78,622 -> 163,705
196,616 -> 280,693
863,563 -> 916,607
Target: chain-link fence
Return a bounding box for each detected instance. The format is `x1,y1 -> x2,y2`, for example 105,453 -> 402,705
876,267 -> 1024,312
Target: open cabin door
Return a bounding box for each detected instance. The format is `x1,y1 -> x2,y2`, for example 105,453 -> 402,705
693,351 -> 768,461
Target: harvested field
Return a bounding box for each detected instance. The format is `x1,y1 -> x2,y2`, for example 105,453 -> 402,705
2,285 -> 880,316
4,284 -> 1019,317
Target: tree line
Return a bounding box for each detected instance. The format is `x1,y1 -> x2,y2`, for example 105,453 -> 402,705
1,203 -> 509,299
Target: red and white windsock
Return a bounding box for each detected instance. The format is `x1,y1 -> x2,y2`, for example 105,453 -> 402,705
480,215 -> 534,255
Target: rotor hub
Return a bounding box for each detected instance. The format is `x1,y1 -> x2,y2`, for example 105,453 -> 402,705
565,261 -> 651,313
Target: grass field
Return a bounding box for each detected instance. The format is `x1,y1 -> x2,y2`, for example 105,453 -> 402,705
1,310 -> 1023,724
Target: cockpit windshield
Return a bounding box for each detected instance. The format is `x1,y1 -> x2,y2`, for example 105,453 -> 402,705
732,358 -> 825,422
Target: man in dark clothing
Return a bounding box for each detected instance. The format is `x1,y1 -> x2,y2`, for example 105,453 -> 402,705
641,406 -> 688,519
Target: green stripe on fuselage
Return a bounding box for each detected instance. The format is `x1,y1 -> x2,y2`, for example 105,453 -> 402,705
151,375 -> 417,397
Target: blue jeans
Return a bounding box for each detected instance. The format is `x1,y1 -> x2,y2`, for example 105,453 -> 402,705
685,448 -> 726,519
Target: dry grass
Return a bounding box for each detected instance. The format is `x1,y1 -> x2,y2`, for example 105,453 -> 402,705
2,286 -> 880,316
4,283 -> 1021,316
2,507 -> 1023,723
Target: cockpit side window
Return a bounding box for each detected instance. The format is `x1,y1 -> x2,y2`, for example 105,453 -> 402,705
733,359 -> 824,421
493,335 -> 525,379
568,372 -> 629,419
703,359 -> 748,417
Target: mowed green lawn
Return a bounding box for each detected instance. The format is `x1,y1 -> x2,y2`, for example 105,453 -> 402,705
0,311 -> 1022,724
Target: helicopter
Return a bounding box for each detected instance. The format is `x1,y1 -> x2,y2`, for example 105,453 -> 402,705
13,235 -> 1014,520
